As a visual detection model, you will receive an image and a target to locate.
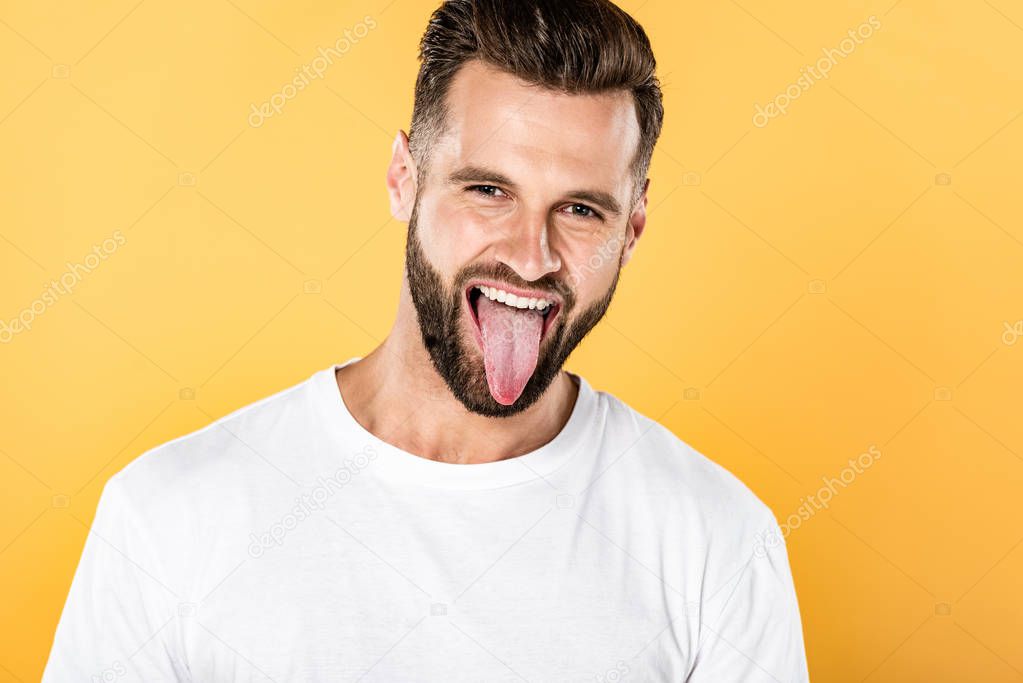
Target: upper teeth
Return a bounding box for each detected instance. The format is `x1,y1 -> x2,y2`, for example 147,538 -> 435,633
476,285 -> 552,312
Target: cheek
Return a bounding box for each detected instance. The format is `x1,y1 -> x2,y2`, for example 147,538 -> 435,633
416,200 -> 494,273
559,230 -> 624,299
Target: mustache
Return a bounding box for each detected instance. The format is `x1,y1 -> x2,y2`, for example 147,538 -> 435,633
454,262 -> 575,311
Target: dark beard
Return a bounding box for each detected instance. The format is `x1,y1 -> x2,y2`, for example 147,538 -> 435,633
404,200 -> 622,417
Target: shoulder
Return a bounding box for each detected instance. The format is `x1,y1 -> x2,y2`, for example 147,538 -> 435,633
593,389 -> 778,541
108,369 -> 320,507
92,370 -> 327,575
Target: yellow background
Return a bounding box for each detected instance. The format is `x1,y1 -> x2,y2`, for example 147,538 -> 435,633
2,0 -> 1022,680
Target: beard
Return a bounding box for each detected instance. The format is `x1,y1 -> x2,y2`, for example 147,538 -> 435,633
404,199 -> 622,418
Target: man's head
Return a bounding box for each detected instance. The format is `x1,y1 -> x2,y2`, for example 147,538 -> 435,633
386,0 -> 663,417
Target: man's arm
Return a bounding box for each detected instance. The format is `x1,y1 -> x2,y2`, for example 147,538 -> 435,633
687,514 -> 810,682
42,474 -> 188,682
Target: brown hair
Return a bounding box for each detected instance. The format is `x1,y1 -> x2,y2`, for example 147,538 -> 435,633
409,0 -> 663,197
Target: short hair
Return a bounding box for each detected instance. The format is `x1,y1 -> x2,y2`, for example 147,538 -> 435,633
409,0 -> 664,198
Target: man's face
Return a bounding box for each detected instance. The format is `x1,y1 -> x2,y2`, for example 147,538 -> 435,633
400,60 -> 646,417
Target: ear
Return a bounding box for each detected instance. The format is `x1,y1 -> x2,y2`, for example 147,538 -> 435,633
620,178 -> 649,268
386,130 -> 419,222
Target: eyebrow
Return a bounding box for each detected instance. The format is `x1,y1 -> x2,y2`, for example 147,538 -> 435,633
447,164 -> 623,217
448,165 -> 517,189
568,189 -> 622,217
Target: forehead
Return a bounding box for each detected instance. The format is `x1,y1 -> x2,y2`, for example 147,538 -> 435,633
433,60 -> 640,187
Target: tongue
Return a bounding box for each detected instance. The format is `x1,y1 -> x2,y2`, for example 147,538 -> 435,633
476,294 -> 544,405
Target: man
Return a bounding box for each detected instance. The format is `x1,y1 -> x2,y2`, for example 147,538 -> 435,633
45,0 -> 809,680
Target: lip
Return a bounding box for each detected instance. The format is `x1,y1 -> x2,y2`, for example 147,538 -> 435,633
463,281 -> 563,351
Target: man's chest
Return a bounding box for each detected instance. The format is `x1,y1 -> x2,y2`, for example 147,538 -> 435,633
182,494 -> 697,681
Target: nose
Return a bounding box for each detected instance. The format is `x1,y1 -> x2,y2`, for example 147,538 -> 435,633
493,211 -> 562,282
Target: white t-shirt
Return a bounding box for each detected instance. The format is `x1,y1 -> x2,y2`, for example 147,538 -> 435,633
44,359 -> 808,682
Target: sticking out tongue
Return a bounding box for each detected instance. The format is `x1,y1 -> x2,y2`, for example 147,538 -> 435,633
476,294 -> 544,405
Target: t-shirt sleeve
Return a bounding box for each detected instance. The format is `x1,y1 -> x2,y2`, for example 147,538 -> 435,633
687,514 -> 810,683
42,474 -> 188,682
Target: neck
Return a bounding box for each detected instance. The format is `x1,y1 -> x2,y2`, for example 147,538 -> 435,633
335,277 -> 578,465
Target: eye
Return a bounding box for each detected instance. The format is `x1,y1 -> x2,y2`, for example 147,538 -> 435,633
562,203 -> 602,220
468,185 -> 507,198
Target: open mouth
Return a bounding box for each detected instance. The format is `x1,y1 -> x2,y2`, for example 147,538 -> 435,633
463,282 -> 563,404
464,283 -> 561,346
